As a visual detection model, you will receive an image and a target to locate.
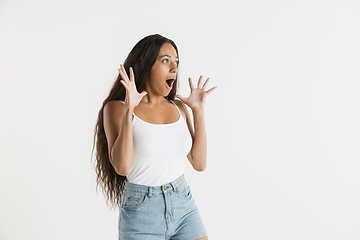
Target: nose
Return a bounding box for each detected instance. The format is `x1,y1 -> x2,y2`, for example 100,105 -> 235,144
170,62 -> 178,74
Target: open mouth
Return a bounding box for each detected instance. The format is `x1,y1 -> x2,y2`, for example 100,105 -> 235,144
166,79 -> 175,89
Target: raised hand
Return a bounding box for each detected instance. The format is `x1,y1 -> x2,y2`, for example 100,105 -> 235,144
175,75 -> 217,111
118,64 -> 147,110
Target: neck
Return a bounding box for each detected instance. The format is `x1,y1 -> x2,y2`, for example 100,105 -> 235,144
141,95 -> 168,105
141,82 -> 170,105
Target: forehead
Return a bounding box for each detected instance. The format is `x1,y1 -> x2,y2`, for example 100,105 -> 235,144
158,42 -> 178,58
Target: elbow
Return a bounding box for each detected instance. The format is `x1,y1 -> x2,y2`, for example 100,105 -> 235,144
110,149 -> 131,176
196,165 -> 206,172
113,160 -> 130,176
195,162 -> 206,172
189,151 -> 207,172
110,156 -> 130,176
114,165 -> 130,176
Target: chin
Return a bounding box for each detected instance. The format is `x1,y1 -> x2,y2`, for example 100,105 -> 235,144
165,91 -> 172,98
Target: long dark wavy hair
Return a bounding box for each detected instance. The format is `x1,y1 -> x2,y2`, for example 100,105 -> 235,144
91,34 -> 179,209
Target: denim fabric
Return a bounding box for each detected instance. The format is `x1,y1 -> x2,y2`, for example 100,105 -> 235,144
118,174 -> 207,240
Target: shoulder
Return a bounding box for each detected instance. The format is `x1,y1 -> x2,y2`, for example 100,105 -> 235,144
173,99 -> 190,121
104,99 -> 124,109
173,99 -> 186,111
103,100 -> 127,140
173,99 -> 183,108
104,100 -> 125,118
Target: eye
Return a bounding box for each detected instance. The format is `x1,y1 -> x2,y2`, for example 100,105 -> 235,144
162,59 -> 169,63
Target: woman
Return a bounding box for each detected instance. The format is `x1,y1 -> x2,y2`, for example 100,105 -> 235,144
93,34 -> 217,239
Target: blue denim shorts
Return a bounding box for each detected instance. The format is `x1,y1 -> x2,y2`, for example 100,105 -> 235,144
118,174 -> 208,240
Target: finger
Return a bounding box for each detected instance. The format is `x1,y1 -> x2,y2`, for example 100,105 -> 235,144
189,78 -> 195,91
205,86 -> 218,95
129,67 -> 134,82
197,75 -> 203,88
120,80 -> 129,90
202,78 -> 210,90
121,64 -> 129,81
118,67 -> 124,79
118,66 -> 127,83
120,64 -> 129,82
140,91 -> 147,97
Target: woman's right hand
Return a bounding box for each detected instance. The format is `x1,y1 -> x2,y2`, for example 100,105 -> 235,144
118,64 -> 147,110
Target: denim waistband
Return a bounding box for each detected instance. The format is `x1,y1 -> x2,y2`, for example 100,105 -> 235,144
124,174 -> 187,197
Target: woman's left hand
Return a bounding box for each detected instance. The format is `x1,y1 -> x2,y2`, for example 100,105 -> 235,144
175,76 -> 217,111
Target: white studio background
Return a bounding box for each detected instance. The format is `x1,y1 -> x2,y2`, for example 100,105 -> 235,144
1,0 -> 360,239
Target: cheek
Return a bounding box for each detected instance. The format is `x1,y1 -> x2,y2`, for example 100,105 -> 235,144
149,65 -> 160,75
148,69 -> 164,85
150,65 -> 166,78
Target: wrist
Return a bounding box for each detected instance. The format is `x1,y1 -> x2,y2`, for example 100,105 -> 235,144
122,104 -> 134,114
191,106 -> 204,113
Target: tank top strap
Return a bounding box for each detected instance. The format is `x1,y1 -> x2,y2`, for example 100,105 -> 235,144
169,100 -> 181,116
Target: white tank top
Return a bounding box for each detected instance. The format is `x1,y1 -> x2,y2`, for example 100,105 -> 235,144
117,100 -> 193,186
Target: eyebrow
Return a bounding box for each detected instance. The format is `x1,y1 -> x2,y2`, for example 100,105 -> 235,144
159,54 -> 179,59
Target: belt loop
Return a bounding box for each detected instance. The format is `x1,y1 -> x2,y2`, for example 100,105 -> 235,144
170,182 -> 177,192
148,187 -> 152,197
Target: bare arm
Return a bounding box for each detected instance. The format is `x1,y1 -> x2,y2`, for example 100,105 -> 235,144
104,101 -> 134,176
189,108 -> 207,171
175,100 -> 206,171
103,64 -> 147,176
175,76 -> 217,172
